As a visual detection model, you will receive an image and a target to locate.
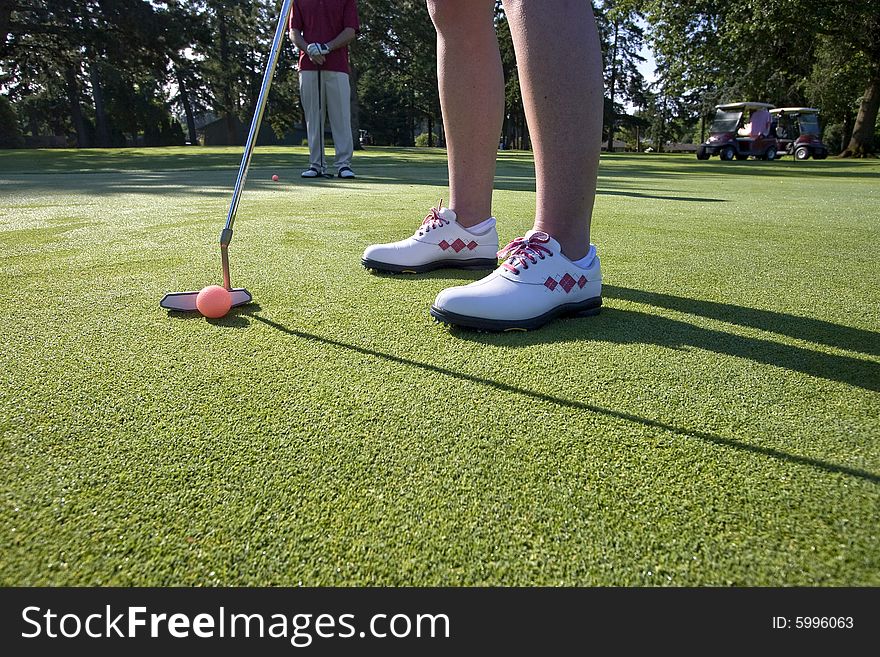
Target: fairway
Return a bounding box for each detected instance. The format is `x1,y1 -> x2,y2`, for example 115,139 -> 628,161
1,146 -> 878,586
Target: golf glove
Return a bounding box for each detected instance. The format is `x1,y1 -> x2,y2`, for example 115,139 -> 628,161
307,43 -> 331,57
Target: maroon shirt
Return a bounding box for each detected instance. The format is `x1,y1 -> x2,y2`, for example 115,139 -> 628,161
290,0 -> 360,74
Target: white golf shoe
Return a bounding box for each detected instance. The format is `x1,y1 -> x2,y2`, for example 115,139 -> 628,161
430,230 -> 602,331
362,202 -> 499,273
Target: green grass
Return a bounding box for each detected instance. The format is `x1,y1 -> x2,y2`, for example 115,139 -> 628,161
1,146 -> 878,586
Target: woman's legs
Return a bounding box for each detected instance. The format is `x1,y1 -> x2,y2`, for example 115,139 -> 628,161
502,0 -> 603,260
427,0 -> 503,227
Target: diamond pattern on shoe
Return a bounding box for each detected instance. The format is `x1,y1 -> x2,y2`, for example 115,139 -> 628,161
361,201 -> 499,273
438,238 -> 479,253
559,273 -> 577,293
545,273 -> 591,293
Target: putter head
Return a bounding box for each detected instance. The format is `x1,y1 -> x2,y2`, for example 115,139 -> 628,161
160,288 -> 253,312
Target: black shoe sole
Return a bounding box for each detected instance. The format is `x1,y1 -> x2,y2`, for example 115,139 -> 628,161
362,257 -> 497,274
430,296 -> 602,331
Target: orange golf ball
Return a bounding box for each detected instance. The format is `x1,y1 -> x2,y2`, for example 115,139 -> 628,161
196,285 -> 232,318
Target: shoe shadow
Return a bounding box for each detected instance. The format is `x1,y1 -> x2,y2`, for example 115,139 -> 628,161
449,306 -> 880,393
249,312 -> 879,485
365,269 -> 494,283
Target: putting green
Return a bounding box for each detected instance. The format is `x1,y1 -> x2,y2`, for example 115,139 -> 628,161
1,146 -> 878,585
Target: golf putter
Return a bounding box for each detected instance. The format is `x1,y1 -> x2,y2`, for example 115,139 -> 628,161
161,0 -> 294,311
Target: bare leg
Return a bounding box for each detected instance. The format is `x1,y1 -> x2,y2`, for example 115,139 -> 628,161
502,0 -> 603,259
427,0 -> 503,227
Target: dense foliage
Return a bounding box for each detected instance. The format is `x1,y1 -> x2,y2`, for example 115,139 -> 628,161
1,0 -> 877,154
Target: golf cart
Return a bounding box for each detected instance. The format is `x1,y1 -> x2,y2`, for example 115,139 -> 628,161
770,107 -> 828,160
696,102 -> 778,161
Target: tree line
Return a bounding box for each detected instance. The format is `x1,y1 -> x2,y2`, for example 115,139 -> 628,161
1,0 -> 877,155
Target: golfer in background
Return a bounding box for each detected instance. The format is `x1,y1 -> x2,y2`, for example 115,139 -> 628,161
363,0 -> 604,331
288,0 -> 360,179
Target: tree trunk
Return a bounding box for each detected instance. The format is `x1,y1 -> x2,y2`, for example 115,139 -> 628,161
409,87 -> 415,146
522,107 -> 531,150
349,59 -> 362,150
89,60 -> 111,147
841,111 -> 853,153
218,13 -> 238,145
0,0 -> 13,53
842,65 -> 880,157
176,67 -> 198,145
606,21 -> 619,153
65,64 -> 90,148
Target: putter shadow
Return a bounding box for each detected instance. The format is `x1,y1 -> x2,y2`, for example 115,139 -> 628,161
448,306 -> 880,393
166,302 -> 261,328
249,313 -> 879,485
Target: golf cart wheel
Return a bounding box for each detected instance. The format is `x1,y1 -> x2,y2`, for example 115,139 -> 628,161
696,146 -> 709,160
764,146 -> 777,161
720,146 -> 735,161
795,146 -> 810,160
735,154 -> 748,160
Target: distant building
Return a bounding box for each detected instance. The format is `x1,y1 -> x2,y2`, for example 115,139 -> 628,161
665,142 -> 698,153
200,115 -> 307,146
600,139 -> 628,152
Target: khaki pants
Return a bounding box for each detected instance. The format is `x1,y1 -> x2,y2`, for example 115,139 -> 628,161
299,70 -> 354,173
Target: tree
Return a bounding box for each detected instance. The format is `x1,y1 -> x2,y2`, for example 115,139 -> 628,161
644,0 -> 880,156
0,94 -> 24,147
2,0 -> 188,147
496,4 -> 528,150
596,0 -> 647,152
356,0 -> 439,146
825,1 -> 880,156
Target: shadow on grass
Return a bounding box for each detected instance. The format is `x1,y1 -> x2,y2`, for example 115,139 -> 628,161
596,189 -> 727,202
605,285 -> 880,357
166,302 -> 259,328
451,307 -> 879,393
598,153 -> 880,180
0,172 -> 730,204
3,152 -> 735,203
164,288 -> 879,392
248,312 -> 879,485
365,269 -> 496,283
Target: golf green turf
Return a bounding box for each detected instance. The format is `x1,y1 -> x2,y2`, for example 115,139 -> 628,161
1,146 -> 878,586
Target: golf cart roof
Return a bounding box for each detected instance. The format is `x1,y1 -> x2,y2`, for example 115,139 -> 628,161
770,107 -> 820,115
715,102 -> 775,111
